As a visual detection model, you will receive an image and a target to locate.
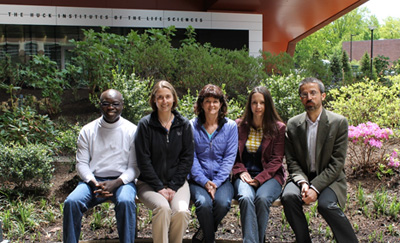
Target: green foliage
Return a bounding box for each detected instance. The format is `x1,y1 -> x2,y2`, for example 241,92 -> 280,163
53,123 -> 82,155
226,95 -> 245,121
111,71 -> 153,124
293,7 -> 399,83
180,25 -> 197,47
379,17 -> 400,39
330,51 -> 343,83
374,55 -> 390,80
373,187 -> 400,220
70,28 -> 127,98
70,26 -> 265,101
0,106 -> 58,146
359,52 -> 377,80
129,28 -> 176,81
177,84 -> 244,121
294,7 -> 370,66
0,197 -> 63,241
347,122 -> 393,177
175,43 -> 263,97
177,88 -> 197,120
328,76 -> 400,127
0,143 -> 54,188
261,51 -> 295,76
0,54 -> 24,88
356,183 -> 366,208
1,54 -> 72,115
260,74 -> 305,122
390,59 -> 400,75
70,26 -> 176,103
302,50 -> 331,86
341,50 -> 353,84
20,55 -> 69,114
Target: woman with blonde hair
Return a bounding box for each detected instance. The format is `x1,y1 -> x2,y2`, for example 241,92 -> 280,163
135,80 -> 194,243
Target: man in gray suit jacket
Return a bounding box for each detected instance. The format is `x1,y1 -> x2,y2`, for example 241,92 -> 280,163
281,77 -> 358,243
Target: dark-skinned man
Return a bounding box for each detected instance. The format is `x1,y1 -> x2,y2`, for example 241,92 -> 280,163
63,89 -> 139,243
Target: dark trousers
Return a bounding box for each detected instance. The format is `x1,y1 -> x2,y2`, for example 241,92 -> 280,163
281,181 -> 358,243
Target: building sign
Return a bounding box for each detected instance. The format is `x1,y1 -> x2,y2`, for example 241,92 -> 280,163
0,4 -> 262,56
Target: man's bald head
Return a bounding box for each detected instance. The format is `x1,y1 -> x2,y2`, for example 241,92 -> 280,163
100,89 -> 124,103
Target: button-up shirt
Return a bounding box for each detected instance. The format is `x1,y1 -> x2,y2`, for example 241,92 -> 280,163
306,112 -> 321,173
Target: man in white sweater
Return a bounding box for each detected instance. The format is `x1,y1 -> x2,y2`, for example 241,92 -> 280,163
63,89 -> 139,243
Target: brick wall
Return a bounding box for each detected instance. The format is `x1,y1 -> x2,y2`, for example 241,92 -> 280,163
342,39 -> 400,64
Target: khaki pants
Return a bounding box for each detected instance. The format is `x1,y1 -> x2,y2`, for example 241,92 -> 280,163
137,180 -> 190,243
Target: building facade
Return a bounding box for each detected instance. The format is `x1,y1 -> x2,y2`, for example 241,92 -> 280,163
0,0 -> 369,67
343,39 -> 400,64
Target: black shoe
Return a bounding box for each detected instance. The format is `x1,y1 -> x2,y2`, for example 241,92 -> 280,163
192,228 -> 204,243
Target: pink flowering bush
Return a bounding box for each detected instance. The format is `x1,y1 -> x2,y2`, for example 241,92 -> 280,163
385,149 -> 400,169
347,122 -> 395,176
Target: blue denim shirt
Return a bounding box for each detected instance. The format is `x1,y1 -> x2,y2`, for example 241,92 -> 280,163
189,117 -> 238,187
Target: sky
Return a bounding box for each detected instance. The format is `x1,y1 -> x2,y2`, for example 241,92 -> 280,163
362,0 -> 400,23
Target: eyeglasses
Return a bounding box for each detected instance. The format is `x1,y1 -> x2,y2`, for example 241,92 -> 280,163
300,91 -> 319,99
100,102 -> 122,108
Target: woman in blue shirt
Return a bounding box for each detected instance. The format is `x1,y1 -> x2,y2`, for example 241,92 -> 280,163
188,84 -> 238,243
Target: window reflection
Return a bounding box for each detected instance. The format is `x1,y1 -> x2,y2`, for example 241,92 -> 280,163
0,25 -> 248,68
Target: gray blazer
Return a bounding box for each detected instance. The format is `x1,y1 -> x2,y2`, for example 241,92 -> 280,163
285,108 -> 348,207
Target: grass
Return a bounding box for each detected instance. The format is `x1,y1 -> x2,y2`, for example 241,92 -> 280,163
373,187 -> 400,220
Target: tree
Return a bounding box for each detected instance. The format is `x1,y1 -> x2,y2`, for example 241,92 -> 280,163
303,50 -> 331,86
330,52 -> 342,83
294,7 -> 371,67
360,52 -> 377,80
374,55 -> 390,78
341,50 -> 353,83
261,51 -> 295,76
379,17 -> 400,39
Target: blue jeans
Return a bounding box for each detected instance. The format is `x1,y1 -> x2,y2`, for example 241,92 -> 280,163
234,178 -> 282,243
189,180 -> 234,243
63,177 -> 137,243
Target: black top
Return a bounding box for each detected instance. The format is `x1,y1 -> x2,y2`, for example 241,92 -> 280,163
135,110 -> 194,192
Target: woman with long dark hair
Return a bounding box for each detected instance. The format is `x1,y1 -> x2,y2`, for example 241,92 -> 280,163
232,86 -> 286,243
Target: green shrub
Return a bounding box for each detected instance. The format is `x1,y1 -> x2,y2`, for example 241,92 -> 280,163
70,28 -> 127,99
111,71 -> 153,124
70,27 -> 266,101
260,74 -> 305,122
261,51 -> 295,76
177,88 -> 197,120
0,143 -> 54,188
302,50 -> 331,86
20,55 -> 69,114
226,94 -> 245,120
129,28 -> 176,82
0,106 -> 58,146
53,123 -> 81,155
328,76 -> 400,127
175,44 -> 263,97
359,52 -> 377,81
177,84 -> 244,122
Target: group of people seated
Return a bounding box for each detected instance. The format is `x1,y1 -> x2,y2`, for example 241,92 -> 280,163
62,77 -> 359,243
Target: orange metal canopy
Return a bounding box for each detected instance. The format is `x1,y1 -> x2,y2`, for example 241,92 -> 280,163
0,0 -> 369,55
205,0 -> 369,55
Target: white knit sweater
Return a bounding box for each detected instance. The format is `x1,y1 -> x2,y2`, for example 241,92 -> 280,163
76,116 -> 139,184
